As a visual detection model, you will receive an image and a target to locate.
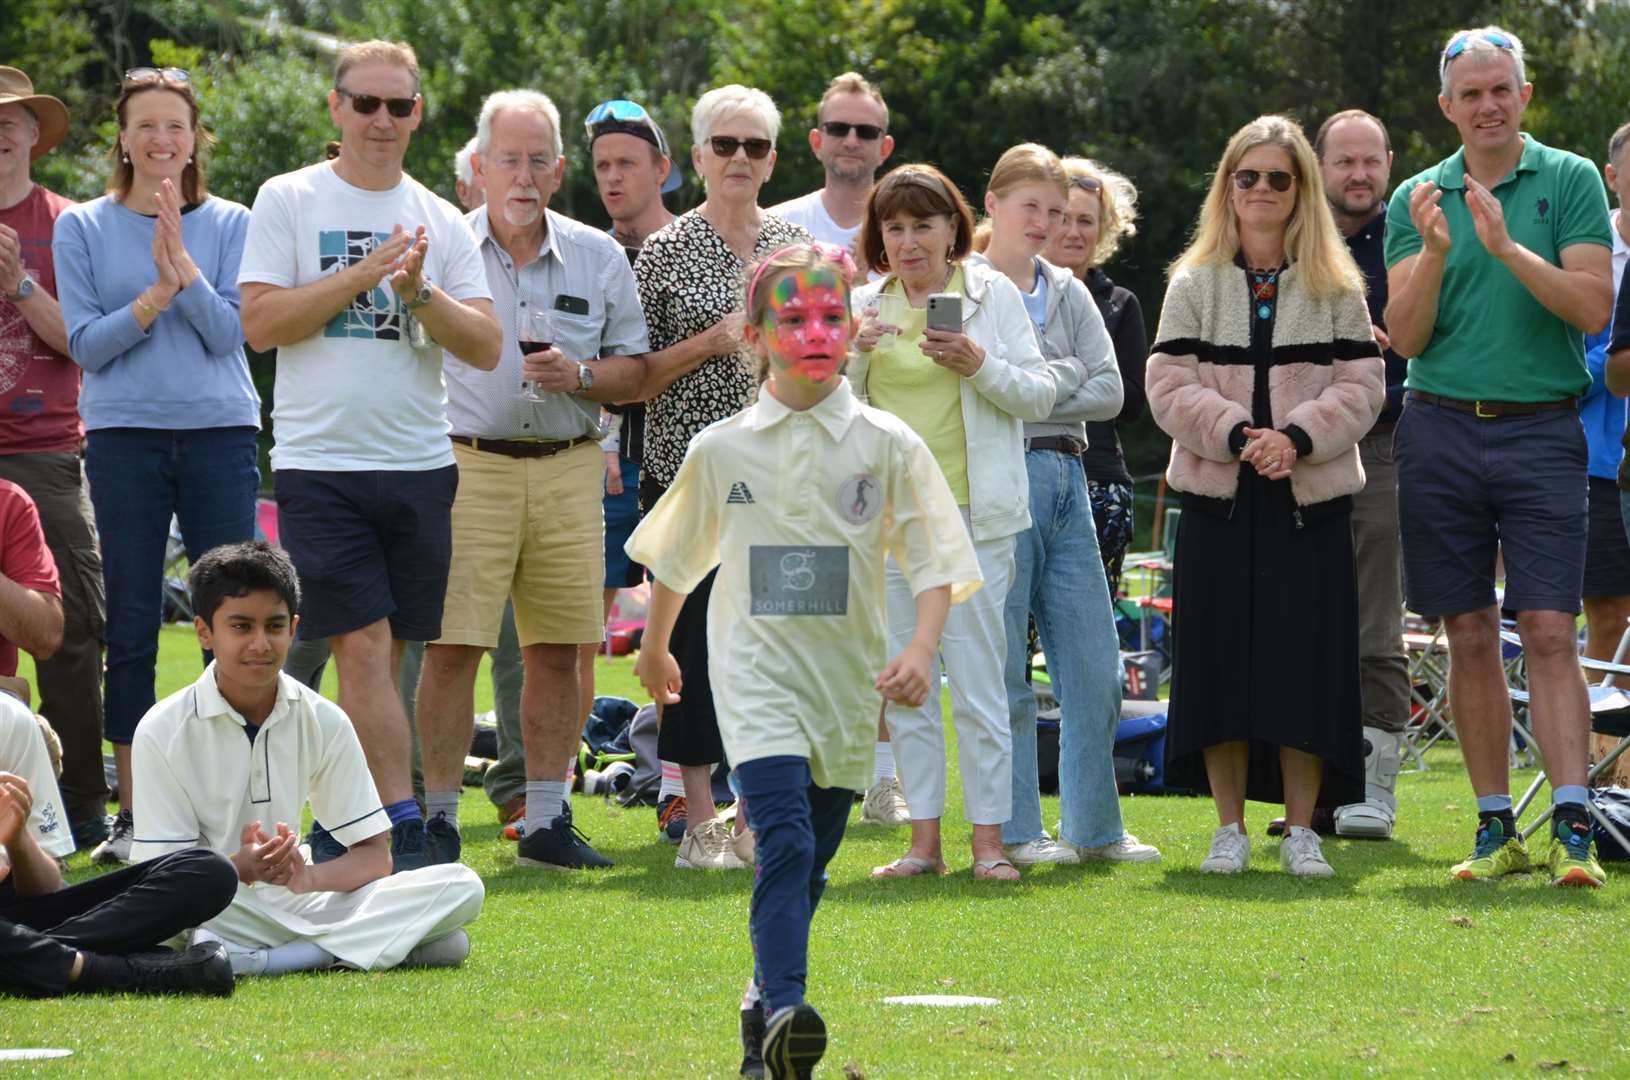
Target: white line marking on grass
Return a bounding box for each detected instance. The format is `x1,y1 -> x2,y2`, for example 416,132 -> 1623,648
881,995 -> 1001,1007
0,1049 -> 73,1060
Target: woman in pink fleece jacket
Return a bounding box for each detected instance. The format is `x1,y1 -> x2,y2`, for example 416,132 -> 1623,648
1146,115 -> 1383,879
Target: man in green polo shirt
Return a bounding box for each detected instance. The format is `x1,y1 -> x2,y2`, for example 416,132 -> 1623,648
1385,24 -> 1614,888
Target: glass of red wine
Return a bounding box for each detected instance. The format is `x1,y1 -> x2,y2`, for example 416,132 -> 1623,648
519,309 -> 557,401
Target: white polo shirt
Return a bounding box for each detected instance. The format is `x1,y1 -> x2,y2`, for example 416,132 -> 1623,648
130,665 -> 388,862
626,378 -> 982,791
0,693 -> 74,859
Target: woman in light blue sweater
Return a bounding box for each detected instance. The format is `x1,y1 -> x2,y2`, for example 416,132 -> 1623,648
53,68 -> 260,863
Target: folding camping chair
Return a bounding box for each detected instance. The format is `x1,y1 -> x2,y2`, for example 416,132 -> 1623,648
1402,617 -> 1451,769
1509,622 -> 1630,853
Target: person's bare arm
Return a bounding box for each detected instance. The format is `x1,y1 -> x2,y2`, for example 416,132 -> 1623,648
521,351 -> 648,403
0,225 -> 67,356
285,828 -> 391,894
0,774 -> 62,898
0,576 -> 62,661
240,229 -> 414,351
631,316 -> 743,401
1384,182 -> 1451,359
1464,175 -> 1611,334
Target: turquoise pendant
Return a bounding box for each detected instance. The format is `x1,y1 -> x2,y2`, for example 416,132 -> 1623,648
1257,303 -> 1271,320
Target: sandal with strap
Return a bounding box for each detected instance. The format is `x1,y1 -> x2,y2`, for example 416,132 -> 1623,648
972,857 -> 1021,881
871,854 -> 948,878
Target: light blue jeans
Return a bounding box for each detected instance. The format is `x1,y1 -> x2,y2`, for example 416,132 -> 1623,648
1003,449 -> 1126,848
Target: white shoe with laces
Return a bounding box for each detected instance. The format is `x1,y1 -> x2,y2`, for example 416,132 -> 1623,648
1005,836 -> 1080,866
1200,822 -> 1250,873
1073,833 -> 1162,863
675,816 -> 749,870
860,776 -> 911,826
1280,825 -> 1335,877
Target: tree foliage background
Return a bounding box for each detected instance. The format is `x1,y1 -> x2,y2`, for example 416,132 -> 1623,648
10,0 -> 1630,521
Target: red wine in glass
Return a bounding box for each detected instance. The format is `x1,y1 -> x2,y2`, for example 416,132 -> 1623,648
519,310 -> 557,400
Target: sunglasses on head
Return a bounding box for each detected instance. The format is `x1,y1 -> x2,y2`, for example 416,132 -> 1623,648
336,86 -> 418,118
1070,176 -> 1103,193
709,135 -> 772,160
820,121 -> 884,141
1233,169 -> 1296,192
1443,29 -> 1514,61
123,67 -> 191,89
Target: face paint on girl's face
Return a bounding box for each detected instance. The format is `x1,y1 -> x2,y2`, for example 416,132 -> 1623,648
759,269 -> 853,384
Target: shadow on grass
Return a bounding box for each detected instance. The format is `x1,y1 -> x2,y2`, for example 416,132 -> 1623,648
1390,877 -> 1616,908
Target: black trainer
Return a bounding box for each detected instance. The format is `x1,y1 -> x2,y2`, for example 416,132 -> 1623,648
70,813 -> 111,850
739,997 -> 767,1078
425,812 -> 462,865
307,820 -> 347,864
390,818 -> 429,873
515,802 -> 613,869
762,1002 -> 825,1080
81,942 -> 234,997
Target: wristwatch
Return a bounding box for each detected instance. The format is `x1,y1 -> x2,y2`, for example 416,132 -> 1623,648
576,362 -> 594,391
404,280 -> 433,310
5,274 -> 34,303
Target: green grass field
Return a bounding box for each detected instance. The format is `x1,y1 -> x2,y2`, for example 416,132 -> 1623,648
4,624 -> 1630,1077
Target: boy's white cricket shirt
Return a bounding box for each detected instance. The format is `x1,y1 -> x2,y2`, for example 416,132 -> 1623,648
130,665 -> 390,862
626,378 -> 982,792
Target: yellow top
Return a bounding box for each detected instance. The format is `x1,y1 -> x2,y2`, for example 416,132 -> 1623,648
864,267 -> 969,505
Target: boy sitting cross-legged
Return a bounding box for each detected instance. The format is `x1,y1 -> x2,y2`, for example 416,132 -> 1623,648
130,540 -> 485,977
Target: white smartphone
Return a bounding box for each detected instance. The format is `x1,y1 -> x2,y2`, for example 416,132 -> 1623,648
925,292 -> 961,333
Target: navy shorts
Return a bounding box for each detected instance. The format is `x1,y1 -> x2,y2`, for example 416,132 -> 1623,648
1395,396 -> 1587,616
603,457 -> 644,590
1586,475 -> 1630,598
274,465 -> 458,641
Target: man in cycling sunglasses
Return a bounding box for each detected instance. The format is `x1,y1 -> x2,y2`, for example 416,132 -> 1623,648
769,72 -> 894,264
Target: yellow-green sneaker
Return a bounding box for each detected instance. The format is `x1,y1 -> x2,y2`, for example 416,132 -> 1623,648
1450,818 -> 1530,881
1545,818 -> 1606,888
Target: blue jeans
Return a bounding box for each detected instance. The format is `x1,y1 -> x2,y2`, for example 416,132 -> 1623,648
85,427 -> 259,743
733,756 -> 852,1013
1003,449 -> 1125,848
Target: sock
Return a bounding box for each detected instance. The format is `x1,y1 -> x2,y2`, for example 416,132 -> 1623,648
1553,784 -> 1589,808
259,941 -> 336,976
384,798 -> 422,827
741,975 -> 762,1011
526,779 -> 567,829
874,741 -> 896,783
659,761 -> 683,801
1475,793 -> 1515,837
425,790 -> 460,830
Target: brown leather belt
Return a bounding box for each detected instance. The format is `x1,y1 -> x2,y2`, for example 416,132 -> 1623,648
451,434 -> 597,459
1407,390 -> 1576,420
1026,435 -> 1086,456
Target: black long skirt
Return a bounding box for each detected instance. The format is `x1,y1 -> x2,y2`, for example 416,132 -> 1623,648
1164,467 -> 1364,808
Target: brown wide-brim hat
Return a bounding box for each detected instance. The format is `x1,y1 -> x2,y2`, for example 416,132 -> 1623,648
0,67 -> 69,160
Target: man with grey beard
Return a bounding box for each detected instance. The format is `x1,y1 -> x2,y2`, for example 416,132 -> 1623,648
414,89 -> 649,872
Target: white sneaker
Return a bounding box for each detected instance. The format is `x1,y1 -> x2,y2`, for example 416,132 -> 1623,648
731,825 -> 756,866
1073,833 -> 1162,863
91,809 -> 133,866
860,776 -> 910,827
1200,822 -> 1250,873
403,928 -> 471,968
1280,826 -> 1335,877
675,817 -> 749,870
1005,836 -> 1080,866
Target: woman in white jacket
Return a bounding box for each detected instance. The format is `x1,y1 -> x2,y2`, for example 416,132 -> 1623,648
971,143 -> 1161,870
851,164 -> 1057,880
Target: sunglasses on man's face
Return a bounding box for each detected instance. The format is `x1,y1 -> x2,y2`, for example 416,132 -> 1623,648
336,87 -> 418,118
1233,169 -> 1296,192
820,121 -> 884,141
709,135 -> 773,160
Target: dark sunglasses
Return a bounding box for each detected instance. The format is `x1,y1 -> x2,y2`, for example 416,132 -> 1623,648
709,136 -> 773,160
336,87 -> 418,118
1443,29 -> 1514,61
1233,169 -> 1296,192
820,121 -> 884,141
123,67 -> 191,88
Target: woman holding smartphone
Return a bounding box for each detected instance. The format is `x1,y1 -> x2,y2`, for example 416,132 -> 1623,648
852,163 -> 1057,881
53,67 -> 260,864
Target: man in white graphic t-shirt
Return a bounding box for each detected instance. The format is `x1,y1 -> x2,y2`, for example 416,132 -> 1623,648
237,39 -> 501,874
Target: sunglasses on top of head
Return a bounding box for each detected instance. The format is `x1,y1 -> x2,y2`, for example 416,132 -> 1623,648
1443,29 -> 1514,61
1232,169 -> 1296,192
335,87 -> 418,118
820,121 -> 884,141
122,67 -> 191,90
709,136 -> 773,160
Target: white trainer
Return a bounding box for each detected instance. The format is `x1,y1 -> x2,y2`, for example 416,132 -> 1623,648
860,776 -> 911,827
1073,833 -> 1162,863
91,809 -> 133,866
1280,826 -> 1336,877
675,816 -> 749,870
1200,822 -> 1250,873
1005,836 -> 1080,866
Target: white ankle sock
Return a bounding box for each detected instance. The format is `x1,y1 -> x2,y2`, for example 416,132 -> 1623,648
425,789 -> 460,829
658,761 -> 683,801
873,742 -> 895,783
526,779 -> 567,828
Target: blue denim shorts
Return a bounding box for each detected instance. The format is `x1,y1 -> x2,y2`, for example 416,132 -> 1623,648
1395,395 -> 1587,616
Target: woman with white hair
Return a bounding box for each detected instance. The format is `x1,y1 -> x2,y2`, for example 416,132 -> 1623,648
633,84 -> 811,872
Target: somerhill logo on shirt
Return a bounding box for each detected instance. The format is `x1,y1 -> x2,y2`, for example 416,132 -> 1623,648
726,481 -> 755,505
1534,196 -> 1550,224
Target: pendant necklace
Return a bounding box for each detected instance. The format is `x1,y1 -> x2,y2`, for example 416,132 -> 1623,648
1248,267 -> 1280,321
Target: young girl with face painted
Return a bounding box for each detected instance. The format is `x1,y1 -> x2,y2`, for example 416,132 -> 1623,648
628,243 -> 981,1080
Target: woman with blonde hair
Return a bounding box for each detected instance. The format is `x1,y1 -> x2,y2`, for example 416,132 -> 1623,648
970,143 -> 1160,868
1044,158 -> 1147,595
1145,115 -> 1383,877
